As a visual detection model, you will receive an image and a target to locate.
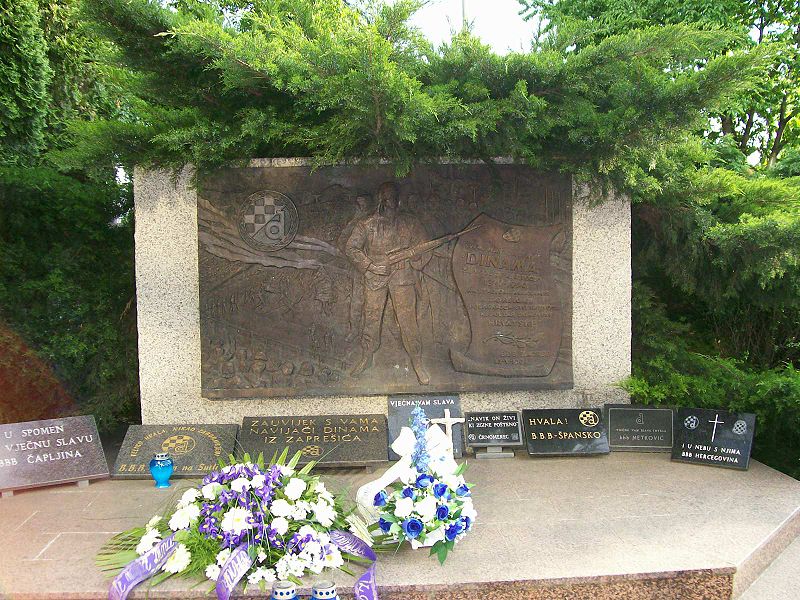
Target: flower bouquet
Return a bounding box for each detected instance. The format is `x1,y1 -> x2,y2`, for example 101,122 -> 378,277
368,407 -> 476,564
98,450 -> 375,600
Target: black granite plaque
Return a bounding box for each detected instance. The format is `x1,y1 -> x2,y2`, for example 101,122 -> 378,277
239,415 -> 388,467
0,416 -> 108,493
465,412 -> 523,448
605,405 -> 673,452
672,408 -> 756,470
388,395 -> 464,459
522,409 -> 609,456
113,424 -> 239,479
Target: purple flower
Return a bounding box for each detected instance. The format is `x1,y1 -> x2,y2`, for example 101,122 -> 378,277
401,517 -> 424,539
373,490 -> 388,507
433,482 -> 449,499
378,517 -> 392,533
435,504 -> 449,521
415,473 -> 433,488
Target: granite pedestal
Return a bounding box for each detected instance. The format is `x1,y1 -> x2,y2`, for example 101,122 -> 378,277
1,453 -> 798,600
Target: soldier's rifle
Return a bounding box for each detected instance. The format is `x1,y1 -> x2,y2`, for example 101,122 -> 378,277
384,222 -> 483,266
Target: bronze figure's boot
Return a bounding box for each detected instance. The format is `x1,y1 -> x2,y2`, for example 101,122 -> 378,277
411,355 -> 430,385
350,351 -> 373,377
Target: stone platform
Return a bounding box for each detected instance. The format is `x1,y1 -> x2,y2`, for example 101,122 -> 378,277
1,453 -> 798,600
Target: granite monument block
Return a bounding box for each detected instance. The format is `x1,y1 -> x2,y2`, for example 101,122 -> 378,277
113,424 -> 239,478
238,415 -> 388,467
672,408 -> 756,470
464,411 -> 523,448
605,405 -> 673,452
523,408 -> 609,456
388,395 -> 465,459
0,416 -> 108,494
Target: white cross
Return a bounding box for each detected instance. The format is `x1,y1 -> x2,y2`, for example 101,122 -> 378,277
709,413 -> 724,443
429,409 -> 465,450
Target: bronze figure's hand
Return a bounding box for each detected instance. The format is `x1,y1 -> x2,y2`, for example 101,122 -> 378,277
368,262 -> 389,275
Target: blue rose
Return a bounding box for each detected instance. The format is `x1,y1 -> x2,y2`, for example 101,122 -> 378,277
433,483 -> 448,499
416,473 -> 434,488
378,517 -> 392,533
445,523 -> 460,541
401,518 -> 424,539
373,490 -> 388,507
401,486 -> 416,499
436,504 -> 449,521
455,483 -> 471,497
462,516 -> 472,530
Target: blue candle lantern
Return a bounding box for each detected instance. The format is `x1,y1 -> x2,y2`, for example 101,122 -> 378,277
271,581 -> 297,600
311,581 -> 339,600
148,452 -> 174,488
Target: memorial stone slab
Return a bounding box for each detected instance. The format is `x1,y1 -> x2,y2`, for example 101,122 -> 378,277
523,408 -> 609,456
605,405 -> 673,452
113,424 -> 239,478
388,395 -> 464,459
672,407 -> 756,470
0,416 -> 108,494
238,415 -> 388,467
464,412 -> 523,448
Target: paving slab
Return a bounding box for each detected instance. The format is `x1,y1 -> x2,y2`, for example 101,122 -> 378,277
0,453 -> 798,600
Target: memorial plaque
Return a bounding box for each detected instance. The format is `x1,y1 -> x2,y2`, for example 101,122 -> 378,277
605,405 -> 673,452
672,408 -> 756,470
113,424 -> 239,479
238,415 -> 388,467
388,395 -> 464,459
465,412 -> 523,448
198,165 -> 572,399
523,409 -> 609,456
0,416 -> 108,494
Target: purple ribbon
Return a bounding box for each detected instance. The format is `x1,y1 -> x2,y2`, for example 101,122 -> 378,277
108,534 -> 178,600
216,544 -> 254,600
330,530 -> 378,600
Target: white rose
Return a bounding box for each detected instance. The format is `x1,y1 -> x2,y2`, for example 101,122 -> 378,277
394,496 -> 414,519
230,477 -> 251,494
216,548 -> 232,566
250,474 -> 266,489
270,498 -> 293,517
202,482 -> 223,500
177,488 -> 201,508
298,524 -> 317,538
135,528 -> 161,555
169,504 -> 201,531
278,465 -> 294,477
415,495 -> 438,523
411,524 -> 446,549
205,564 -> 221,581
271,516 -> 289,536
284,478 -> 307,501
162,543 -> 191,574
461,498 -> 477,522
220,507 -> 254,535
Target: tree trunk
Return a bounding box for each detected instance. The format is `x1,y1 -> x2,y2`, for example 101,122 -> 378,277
768,95 -> 789,167
721,115 -> 734,136
739,109 -> 755,151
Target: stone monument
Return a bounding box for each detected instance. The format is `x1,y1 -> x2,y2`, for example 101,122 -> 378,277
134,160 -> 631,423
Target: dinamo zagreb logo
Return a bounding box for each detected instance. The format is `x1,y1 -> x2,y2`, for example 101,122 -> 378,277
238,190 -> 299,252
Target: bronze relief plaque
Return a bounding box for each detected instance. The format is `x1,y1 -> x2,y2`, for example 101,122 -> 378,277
198,164 -> 572,398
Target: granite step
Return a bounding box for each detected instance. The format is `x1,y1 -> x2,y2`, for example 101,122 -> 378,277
739,536 -> 800,599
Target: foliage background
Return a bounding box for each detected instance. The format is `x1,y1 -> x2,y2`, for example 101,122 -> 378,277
0,0 -> 798,477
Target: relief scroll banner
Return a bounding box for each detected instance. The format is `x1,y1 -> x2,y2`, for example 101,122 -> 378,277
450,214 -> 564,377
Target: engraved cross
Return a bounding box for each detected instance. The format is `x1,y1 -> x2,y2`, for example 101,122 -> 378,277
708,413 -> 724,443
